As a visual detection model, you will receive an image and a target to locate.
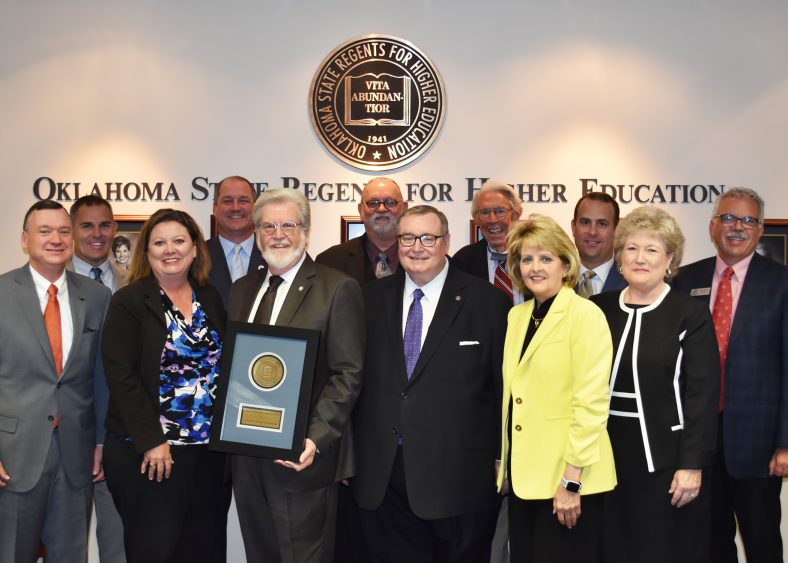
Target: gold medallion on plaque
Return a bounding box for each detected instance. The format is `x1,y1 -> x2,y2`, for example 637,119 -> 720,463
250,353 -> 286,390
309,34 -> 446,171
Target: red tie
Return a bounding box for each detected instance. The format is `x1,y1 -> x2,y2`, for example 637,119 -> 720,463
712,267 -> 734,411
493,261 -> 513,302
44,284 -> 63,376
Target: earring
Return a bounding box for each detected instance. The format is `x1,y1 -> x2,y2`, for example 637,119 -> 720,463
666,267 -> 672,277
562,272 -> 567,278
618,265 -> 623,274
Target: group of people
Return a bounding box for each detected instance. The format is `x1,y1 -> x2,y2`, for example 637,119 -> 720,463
0,175 -> 785,563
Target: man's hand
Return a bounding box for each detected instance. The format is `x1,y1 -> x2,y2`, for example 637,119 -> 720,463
92,445 -> 105,483
275,438 -> 317,472
768,447 -> 788,477
0,460 -> 9,488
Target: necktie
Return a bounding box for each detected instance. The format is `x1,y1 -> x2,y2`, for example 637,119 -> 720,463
90,266 -> 104,285
230,244 -> 245,282
578,270 -> 596,298
712,267 -> 734,410
44,284 -> 63,376
403,289 -> 424,379
375,252 -> 392,278
493,260 -> 514,302
254,275 -> 284,325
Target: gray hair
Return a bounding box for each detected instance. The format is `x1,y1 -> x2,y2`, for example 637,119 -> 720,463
253,188 -> 311,233
470,180 -> 523,219
712,187 -> 765,221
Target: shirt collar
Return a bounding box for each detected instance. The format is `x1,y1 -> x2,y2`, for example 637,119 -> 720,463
404,257 -> 450,303
71,254 -> 110,276
580,256 -> 615,280
267,252 -> 307,286
29,264 -> 68,297
715,252 -> 754,281
219,234 -> 256,258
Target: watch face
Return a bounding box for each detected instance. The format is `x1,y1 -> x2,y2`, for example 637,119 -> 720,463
565,481 -> 581,493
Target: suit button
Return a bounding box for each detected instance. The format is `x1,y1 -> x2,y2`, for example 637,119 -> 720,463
57,382 -> 62,389
391,427 -> 399,435
401,392 -> 408,400
48,415 -> 55,421
515,397 -> 522,404
514,424 -> 522,432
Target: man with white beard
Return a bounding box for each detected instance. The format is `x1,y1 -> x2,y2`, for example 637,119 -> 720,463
227,188 -> 365,563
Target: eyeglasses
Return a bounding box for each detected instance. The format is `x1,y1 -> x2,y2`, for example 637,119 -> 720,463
714,213 -> 761,228
477,207 -> 510,219
397,234 -> 445,247
257,221 -> 301,235
364,198 -> 401,211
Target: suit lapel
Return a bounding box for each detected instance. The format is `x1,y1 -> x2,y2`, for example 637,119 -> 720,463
408,267 -> 465,385
14,266 -> 58,374
62,272 -> 87,378
275,256 -> 316,326
729,254 -> 765,345
382,272 -> 408,382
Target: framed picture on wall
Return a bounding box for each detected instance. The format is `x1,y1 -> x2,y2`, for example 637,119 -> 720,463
341,216 -> 365,243
113,215 -> 149,271
470,220 -> 483,244
759,219 -> 788,265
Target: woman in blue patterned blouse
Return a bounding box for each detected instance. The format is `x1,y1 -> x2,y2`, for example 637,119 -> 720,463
102,209 -> 227,563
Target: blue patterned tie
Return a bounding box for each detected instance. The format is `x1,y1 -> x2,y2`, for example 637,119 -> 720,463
90,266 -> 104,285
404,289 -> 424,379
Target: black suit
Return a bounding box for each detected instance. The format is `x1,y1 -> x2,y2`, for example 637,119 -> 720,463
315,233 -> 377,285
353,264 -> 509,562
206,236 -> 265,308
228,255 -> 365,563
451,239 -> 489,281
672,253 -> 788,563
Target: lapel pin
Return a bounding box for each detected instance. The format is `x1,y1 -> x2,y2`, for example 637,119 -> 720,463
455,295 -> 462,301
298,286 -> 304,292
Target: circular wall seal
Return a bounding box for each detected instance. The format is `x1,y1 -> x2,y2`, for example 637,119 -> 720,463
249,353 -> 286,391
309,34 -> 446,171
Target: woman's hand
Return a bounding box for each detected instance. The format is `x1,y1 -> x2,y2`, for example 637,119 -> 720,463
553,484 -> 582,528
141,443 -> 173,482
669,468 -> 701,507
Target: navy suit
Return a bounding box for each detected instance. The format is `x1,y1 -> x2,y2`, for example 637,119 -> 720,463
672,252 -> 788,563
206,236 -> 265,309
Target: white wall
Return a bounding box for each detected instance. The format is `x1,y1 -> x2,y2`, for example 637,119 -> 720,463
4,1 -> 785,561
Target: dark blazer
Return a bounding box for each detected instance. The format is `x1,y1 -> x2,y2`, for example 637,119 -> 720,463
352,265 -> 509,519
451,239 -> 489,282
207,236 -> 265,309
672,253 -> 788,478
228,255 -> 365,492
601,262 -> 627,293
591,287 -> 719,471
102,275 -> 226,453
0,266 -> 111,492
315,233 -> 377,286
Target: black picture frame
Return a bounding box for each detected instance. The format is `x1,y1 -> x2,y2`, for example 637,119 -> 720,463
470,220 -> 483,243
759,219 -> 788,265
209,322 -> 319,462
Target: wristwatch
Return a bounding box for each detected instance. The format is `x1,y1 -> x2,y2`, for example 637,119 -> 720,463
560,477 -> 582,493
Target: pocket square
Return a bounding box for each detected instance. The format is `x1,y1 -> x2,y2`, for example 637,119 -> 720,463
459,340 -> 480,346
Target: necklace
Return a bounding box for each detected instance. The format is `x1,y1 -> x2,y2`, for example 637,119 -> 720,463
531,312 -> 546,328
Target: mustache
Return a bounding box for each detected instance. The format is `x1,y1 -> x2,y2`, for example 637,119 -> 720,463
725,231 -> 748,241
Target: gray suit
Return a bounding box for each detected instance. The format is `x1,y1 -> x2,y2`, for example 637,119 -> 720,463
0,266 -> 111,562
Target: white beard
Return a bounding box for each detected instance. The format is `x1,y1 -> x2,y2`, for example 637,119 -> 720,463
262,237 -> 307,271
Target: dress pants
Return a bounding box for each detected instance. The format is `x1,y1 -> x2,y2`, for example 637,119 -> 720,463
508,492 -> 604,563
358,447 -> 500,563
232,454 -> 338,563
710,416 -> 783,563
103,435 -> 226,563
94,478 -> 127,563
0,430 -> 92,563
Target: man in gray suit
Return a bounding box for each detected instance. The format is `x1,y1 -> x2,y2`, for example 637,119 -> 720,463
0,200 -> 111,563
228,188 -> 365,563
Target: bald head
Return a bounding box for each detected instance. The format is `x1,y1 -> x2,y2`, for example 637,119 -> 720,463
358,177 -> 408,244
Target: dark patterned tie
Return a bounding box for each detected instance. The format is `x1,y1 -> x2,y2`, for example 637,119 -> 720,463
254,275 -> 284,325
493,261 -> 513,302
403,289 -> 424,379
375,252 -> 392,278
90,266 -> 104,285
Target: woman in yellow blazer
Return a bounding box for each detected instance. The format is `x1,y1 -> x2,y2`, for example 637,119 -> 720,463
497,215 -> 616,563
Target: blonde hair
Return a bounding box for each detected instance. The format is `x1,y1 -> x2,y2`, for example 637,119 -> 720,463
506,214 -> 580,293
614,206 -> 685,280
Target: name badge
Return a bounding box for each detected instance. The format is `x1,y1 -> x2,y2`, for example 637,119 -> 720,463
690,287 -> 711,297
